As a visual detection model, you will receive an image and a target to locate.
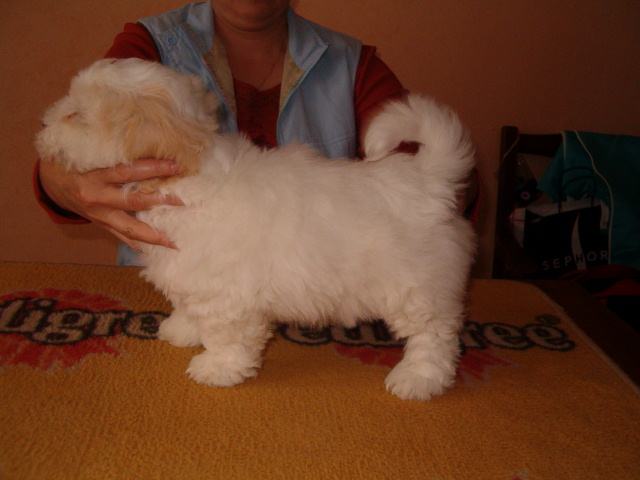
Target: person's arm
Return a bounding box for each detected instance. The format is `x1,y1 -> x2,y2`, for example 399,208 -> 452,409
38,158 -> 182,250
354,45 -> 408,156
34,23 -> 185,249
103,22 -> 162,61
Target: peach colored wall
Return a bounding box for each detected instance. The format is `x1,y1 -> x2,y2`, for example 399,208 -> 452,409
2,0 -> 639,277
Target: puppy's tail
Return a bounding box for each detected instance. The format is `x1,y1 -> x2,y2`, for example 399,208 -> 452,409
363,94 -> 474,201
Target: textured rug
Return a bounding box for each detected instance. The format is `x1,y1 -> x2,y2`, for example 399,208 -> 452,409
1,262 -> 639,479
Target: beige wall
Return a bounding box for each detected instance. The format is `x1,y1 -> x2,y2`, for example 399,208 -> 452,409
2,0 -> 639,277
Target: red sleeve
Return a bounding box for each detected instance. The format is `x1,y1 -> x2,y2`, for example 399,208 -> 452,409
34,23 -> 160,224
104,22 -> 161,61
33,159 -> 88,224
354,45 -> 408,155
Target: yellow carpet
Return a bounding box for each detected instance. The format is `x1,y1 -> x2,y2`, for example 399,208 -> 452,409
1,262 -> 638,479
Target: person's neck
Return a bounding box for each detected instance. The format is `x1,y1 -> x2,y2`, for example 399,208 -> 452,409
215,13 -> 288,91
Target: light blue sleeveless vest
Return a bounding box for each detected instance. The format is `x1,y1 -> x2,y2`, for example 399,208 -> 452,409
118,2 -> 362,265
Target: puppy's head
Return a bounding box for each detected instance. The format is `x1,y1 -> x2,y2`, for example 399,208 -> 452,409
36,58 -> 220,191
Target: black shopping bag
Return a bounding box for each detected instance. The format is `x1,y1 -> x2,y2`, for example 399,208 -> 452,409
522,198 -> 610,279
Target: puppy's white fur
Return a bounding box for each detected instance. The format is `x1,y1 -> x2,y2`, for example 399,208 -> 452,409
37,58 -> 476,401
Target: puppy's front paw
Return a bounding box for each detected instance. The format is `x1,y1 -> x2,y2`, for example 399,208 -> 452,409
158,313 -> 202,348
385,362 -> 455,401
186,350 -> 259,387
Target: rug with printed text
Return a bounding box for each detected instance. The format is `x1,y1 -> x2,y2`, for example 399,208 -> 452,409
1,262 -> 638,480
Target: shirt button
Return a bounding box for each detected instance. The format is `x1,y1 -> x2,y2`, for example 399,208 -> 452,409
166,36 -> 177,46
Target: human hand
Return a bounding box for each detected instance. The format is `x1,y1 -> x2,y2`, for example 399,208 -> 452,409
38,158 -> 184,251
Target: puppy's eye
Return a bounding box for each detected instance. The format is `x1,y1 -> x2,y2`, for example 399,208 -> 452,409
64,112 -> 80,121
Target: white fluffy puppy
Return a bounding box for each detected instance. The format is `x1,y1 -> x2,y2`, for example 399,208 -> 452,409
37,58 -> 476,401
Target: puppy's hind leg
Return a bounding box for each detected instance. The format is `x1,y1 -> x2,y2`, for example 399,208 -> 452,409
385,309 -> 462,401
186,313 -> 272,387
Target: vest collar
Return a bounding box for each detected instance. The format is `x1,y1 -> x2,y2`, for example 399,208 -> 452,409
204,6 -> 329,114
286,8 -> 328,73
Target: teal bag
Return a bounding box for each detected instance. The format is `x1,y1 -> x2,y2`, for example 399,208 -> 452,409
537,131 -> 640,269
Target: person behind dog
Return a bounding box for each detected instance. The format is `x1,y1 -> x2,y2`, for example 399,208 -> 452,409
35,0 -> 478,265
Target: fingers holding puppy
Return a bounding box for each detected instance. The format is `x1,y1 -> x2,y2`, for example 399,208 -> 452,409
94,159 -> 185,211
38,158 -> 183,248
98,209 -> 177,252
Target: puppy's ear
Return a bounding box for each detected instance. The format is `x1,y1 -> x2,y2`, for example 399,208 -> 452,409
109,87 -> 212,192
